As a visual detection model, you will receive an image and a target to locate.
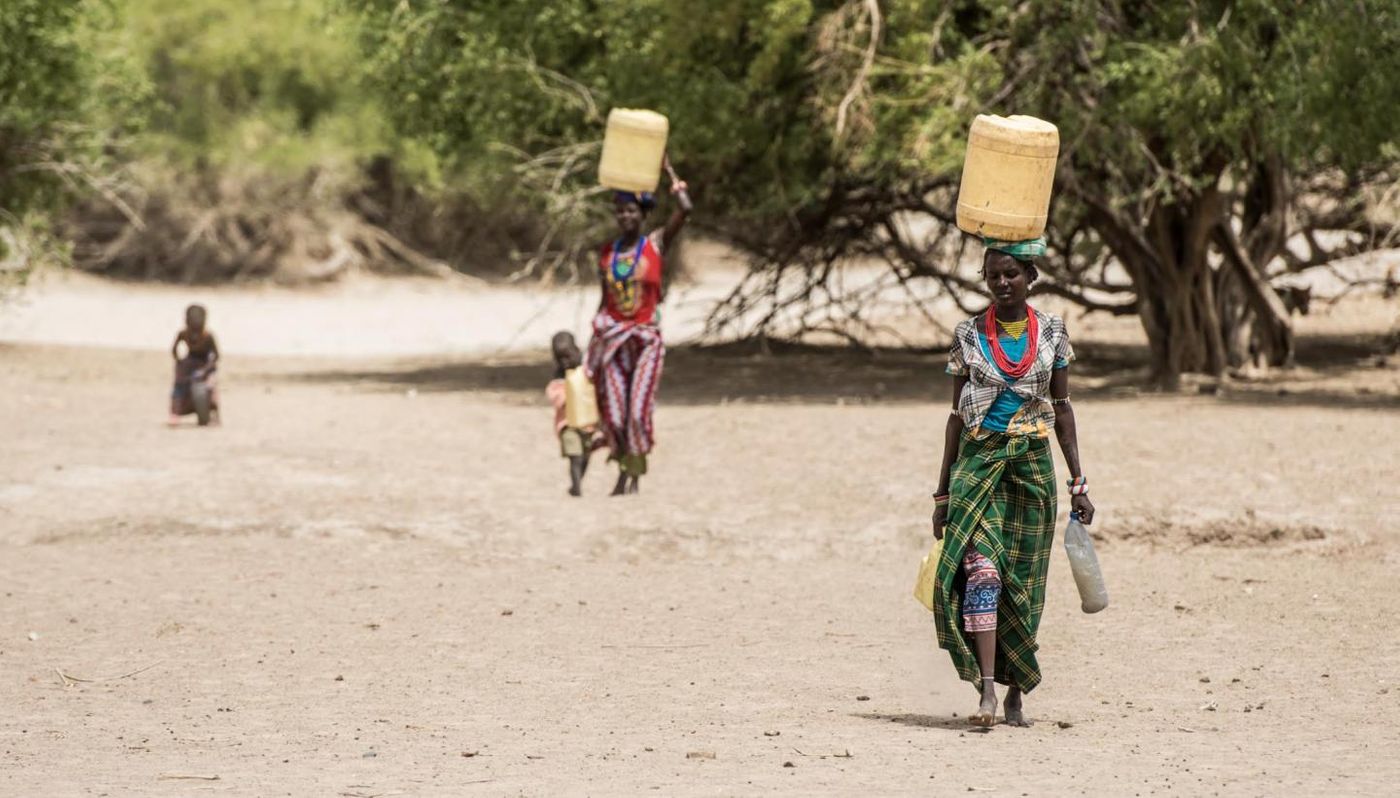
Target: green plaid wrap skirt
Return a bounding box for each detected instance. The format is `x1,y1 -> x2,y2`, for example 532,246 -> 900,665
933,431 -> 1057,693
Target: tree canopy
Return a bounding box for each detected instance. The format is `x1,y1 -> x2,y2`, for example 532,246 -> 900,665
348,0 -> 1400,383
0,0 -> 97,219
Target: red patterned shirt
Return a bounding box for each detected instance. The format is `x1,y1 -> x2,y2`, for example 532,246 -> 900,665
600,231 -> 664,324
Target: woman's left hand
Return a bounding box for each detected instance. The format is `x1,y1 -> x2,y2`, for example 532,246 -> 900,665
660,152 -> 693,217
1071,494 -> 1095,525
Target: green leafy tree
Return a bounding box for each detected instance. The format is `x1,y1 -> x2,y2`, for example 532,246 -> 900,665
1,0 -> 149,281
791,0 -> 1399,382
1002,0 -> 1400,381
115,0 -> 385,170
0,0 -> 93,220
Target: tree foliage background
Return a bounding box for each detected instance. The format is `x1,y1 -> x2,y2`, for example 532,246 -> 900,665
348,0 -> 1400,384
0,0 -> 134,280
2,0 -> 1397,384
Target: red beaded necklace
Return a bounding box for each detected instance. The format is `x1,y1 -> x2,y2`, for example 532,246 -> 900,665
983,304 -> 1039,379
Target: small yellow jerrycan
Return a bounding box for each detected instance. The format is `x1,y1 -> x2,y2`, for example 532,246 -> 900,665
913,537 -> 943,612
564,367 -> 600,430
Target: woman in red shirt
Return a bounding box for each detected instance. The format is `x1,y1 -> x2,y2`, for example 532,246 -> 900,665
586,156 -> 693,495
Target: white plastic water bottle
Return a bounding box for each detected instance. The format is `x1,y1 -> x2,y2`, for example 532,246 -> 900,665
1063,512 -> 1108,614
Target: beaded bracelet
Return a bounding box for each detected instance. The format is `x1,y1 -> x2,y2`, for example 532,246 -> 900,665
1066,476 -> 1089,496
932,493 -> 950,508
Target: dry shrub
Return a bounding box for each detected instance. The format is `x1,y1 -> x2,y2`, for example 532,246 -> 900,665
64,161 -> 461,284
64,157 -> 680,286
346,156 -> 552,282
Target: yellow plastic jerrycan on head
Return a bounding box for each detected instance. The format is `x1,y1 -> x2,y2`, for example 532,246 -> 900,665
598,108 -> 669,193
563,367 -> 600,430
956,114 -> 1060,241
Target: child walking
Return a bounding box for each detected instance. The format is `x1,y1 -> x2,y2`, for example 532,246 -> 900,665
546,331 -> 598,496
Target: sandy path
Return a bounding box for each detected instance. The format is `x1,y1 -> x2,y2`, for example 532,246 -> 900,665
2,329 -> 1398,796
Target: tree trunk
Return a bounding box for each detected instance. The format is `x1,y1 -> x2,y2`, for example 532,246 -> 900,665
1213,222 -> 1295,368
1078,171 -> 1235,388
1129,190 -> 1227,386
1215,264 -> 1260,369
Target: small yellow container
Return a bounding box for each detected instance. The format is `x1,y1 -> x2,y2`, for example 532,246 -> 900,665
956,114 -> 1060,241
563,367 -> 600,430
598,108 -> 669,193
913,537 -> 943,612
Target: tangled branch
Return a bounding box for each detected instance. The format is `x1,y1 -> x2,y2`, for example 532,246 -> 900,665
834,0 -> 882,141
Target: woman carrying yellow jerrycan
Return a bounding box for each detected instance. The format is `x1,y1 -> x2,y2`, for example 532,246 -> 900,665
917,113 -> 1099,730
926,236 -> 1096,729
587,109 -> 693,496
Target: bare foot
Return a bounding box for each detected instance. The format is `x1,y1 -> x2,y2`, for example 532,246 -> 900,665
627,477 -> 640,495
166,415 -> 181,427
568,485 -> 582,497
969,681 -> 997,728
1003,687 -> 1030,727
610,474 -> 629,496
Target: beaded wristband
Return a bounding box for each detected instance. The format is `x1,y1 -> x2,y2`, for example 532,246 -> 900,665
932,493 -> 950,507
1066,476 -> 1089,496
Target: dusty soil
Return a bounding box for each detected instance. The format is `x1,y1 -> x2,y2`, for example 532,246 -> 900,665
2,278 -> 1399,797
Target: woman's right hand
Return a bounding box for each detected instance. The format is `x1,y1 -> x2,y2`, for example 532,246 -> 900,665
931,504 -> 948,540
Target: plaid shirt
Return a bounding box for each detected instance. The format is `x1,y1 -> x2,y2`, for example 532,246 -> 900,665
945,309 -> 1074,439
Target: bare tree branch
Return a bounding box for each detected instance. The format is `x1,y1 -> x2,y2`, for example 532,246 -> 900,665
834,0 -> 883,141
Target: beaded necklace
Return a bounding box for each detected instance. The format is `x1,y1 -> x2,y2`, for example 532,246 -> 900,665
609,236 -> 647,282
997,317 -> 1028,340
983,305 -> 1038,379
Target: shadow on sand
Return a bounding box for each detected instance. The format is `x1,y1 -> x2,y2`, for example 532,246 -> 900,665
853,712 -> 998,734
269,332 -> 1397,410
272,338 -> 1145,405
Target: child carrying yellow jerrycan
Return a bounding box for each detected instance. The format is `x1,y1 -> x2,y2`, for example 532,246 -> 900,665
546,332 -> 601,497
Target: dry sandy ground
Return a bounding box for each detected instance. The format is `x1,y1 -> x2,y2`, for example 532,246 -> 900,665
2,280 -> 1399,797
